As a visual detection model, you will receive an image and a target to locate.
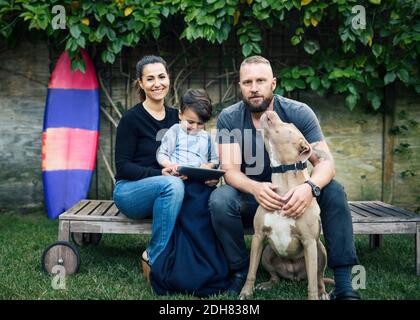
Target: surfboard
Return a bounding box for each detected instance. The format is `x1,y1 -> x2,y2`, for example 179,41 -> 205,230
42,49 -> 100,219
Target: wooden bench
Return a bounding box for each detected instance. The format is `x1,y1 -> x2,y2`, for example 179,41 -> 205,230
41,200 -> 420,276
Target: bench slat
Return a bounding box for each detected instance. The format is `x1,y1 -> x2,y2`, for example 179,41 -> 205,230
104,203 -> 120,216
350,202 -> 391,218
360,202 -> 400,217
356,202 -> 416,220
90,201 -> 114,216
60,200 -> 419,225
372,201 -> 417,217
76,200 -> 102,216
349,205 -> 369,217
61,200 -> 90,217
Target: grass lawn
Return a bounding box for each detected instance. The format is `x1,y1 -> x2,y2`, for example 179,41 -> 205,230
0,209 -> 419,300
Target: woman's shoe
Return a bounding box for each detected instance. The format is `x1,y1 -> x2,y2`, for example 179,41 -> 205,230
141,251 -> 151,286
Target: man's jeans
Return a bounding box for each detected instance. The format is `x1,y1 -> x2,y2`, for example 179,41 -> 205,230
113,176 -> 185,265
209,180 -> 359,272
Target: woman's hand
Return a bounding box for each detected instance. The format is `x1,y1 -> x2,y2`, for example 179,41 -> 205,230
162,167 -> 173,176
162,165 -> 188,180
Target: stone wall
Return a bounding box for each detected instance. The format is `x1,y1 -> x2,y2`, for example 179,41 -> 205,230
0,40 -> 49,208
0,40 -> 418,212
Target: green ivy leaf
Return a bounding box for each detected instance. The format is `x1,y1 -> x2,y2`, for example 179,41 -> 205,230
102,50 -> 115,64
70,25 -> 81,39
274,86 -> 284,96
291,35 -> 301,46
242,43 -> 253,57
321,77 -> 331,89
310,77 -> 320,91
76,35 -> 86,48
384,72 -> 396,85
345,94 -> 358,111
106,13 -> 115,24
348,83 -> 357,95
295,79 -> 306,89
397,69 -> 409,83
71,59 -> 86,73
283,79 -> 295,91
368,92 -> 382,110
303,40 -> 320,55
161,7 -> 170,17
372,44 -> 383,58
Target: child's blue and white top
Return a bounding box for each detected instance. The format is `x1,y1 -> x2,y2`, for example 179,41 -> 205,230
157,123 -> 218,167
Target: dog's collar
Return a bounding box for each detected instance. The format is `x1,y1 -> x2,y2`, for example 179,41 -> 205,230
271,161 -> 307,173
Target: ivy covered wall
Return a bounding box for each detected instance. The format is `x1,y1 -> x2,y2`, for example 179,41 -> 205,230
1,39 -> 418,212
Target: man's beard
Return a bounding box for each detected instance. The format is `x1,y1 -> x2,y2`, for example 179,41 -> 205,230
243,94 -> 274,113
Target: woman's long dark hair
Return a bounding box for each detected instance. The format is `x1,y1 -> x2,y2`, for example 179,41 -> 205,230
134,55 -> 169,102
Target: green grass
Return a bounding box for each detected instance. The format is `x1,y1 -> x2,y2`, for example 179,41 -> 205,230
0,209 -> 419,300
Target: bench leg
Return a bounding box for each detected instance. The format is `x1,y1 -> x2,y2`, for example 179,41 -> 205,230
416,224 -> 420,276
58,220 -> 70,241
369,234 -> 382,249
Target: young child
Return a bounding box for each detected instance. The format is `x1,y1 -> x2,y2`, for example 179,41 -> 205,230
157,89 -> 218,175
153,89 -> 230,296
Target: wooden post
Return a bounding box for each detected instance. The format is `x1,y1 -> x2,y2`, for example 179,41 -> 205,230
382,84 -> 396,204
58,220 -> 70,241
369,234 -> 382,249
416,224 -> 420,276
375,84 -> 397,248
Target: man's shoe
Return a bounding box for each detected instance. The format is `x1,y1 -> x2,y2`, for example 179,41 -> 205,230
330,289 -> 361,300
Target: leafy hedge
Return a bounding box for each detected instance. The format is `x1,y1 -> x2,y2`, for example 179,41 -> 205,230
1,0 -> 419,110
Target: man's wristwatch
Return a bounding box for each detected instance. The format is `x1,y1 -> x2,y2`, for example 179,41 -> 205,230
305,180 -> 321,197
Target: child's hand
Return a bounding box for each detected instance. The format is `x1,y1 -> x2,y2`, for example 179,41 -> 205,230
200,163 -> 215,169
204,179 -> 219,187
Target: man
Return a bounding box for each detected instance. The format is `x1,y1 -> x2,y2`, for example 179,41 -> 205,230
209,56 -> 361,300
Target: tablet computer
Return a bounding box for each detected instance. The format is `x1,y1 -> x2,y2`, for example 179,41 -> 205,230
177,166 -> 225,182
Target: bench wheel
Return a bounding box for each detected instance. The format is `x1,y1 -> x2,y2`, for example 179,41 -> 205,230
41,241 -> 81,275
71,232 -> 102,246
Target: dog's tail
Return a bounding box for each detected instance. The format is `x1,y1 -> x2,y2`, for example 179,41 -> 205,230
323,278 -> 335,286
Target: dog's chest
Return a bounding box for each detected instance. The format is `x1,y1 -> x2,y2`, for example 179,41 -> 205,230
263,212 -> 296,256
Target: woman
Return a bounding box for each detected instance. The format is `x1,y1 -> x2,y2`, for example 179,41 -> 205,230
114,55 -> 230,297
113,55 -> 184,283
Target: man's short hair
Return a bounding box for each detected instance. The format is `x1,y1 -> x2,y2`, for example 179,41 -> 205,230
240,55 -> 271,69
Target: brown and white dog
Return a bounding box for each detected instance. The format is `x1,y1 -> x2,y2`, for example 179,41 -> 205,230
239,111 -> 332,300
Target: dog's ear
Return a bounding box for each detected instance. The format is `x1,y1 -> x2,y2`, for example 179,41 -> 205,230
298,138 -> 312,162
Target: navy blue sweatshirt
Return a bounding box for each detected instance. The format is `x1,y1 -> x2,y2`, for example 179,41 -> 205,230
114,103 -> 179,181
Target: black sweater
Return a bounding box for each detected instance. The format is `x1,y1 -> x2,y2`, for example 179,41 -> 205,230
114,103 -> 179,181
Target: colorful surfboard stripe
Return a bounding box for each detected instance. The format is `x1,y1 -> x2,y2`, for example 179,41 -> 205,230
42,50 -> 100,219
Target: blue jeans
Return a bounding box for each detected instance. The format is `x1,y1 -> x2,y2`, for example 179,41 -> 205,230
113,176 -> 185,265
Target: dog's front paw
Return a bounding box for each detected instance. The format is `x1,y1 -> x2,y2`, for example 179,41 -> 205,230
239,286 -> 253,300
255,280 -> 276,291
319,292 -> 330,300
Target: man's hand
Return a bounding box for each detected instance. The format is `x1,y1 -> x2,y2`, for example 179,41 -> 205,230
251,182 -> 284,212
280,183 -> 313,219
